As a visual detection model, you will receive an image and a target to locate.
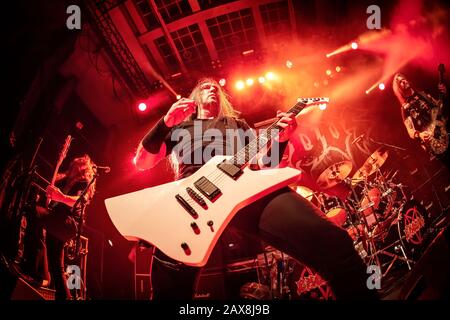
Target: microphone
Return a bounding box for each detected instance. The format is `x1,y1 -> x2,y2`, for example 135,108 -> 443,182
351,133 -> 366,144
94,165 -> 111,173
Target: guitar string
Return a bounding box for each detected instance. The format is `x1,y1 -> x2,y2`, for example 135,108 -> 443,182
180,101 -> 317,206
201,100 -> 306,184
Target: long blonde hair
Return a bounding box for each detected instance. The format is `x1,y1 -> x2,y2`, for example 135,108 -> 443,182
392,73 -> 413,105
57,154 -> 97,202
187,77 -> 239,120
170,78 -> 240,179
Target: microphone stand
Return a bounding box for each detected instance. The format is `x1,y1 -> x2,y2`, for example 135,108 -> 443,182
366,136 -> 407,152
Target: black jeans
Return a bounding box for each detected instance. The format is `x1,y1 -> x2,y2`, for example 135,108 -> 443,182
45,233 -> 71,300
151,187 -> 377,300
23,206 -> 75,300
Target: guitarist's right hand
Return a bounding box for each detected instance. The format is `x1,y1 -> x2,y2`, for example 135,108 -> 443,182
46,184 -> 64,203
163,98 -> 197,127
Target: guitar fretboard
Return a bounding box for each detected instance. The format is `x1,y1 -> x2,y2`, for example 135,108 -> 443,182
231,101 -> 308,166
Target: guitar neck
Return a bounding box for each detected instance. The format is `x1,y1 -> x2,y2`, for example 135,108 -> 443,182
438,63 -> 445,104
231,101 -> 308,167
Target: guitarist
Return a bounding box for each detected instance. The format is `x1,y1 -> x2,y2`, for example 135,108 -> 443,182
22,154 -> 96,300
135,78 -> 377,300
392,72 -> 448,164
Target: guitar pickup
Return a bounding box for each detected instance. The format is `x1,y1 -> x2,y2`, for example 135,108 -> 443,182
194,176 -> 221,201
217,160 -> 243,179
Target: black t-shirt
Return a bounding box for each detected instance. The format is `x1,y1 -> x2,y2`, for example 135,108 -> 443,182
52,177 -> 89,220
162,116 -> 255,179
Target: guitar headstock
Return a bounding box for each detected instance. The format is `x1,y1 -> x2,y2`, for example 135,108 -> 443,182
296,97 -> 330,112
297,97 -> 330,106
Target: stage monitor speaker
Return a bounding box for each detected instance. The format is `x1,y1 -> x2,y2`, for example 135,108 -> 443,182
11,277 -> 46,300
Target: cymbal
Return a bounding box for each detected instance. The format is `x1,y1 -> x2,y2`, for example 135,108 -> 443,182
291,185 -> 315,201
352,148 -> 389,184
316,161 -> 353,190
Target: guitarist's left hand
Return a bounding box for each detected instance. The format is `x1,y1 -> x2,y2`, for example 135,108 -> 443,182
275,111 -> 297,142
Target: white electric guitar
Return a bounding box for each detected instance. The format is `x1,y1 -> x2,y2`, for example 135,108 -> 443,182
105,98 -> 329,266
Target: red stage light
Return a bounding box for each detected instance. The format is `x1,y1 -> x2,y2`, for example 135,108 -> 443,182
335,66 -> 342,72
351,42 -> 358,50
246,78 -> 254,86
378,83 -> 385,90
258,76 -> 266,84
286,60 -> 293,69
138,102 -> 147,112
176,94 -> 182,100
219,78 -> 226,86
326,69 -> 332,76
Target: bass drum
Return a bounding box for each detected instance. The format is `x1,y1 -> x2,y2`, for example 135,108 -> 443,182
397,200 -> 429,260
286,259 -> 334,300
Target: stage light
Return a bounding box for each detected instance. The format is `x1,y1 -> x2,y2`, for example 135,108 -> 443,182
219,78 -> 226,86
235,80 -> 245,90
286,60 -> 293,69
108,240 -> 113,247
319,104 -> 327,110
265,72 -> 276,80
176,94 -> 181,100
138,102 -> 147,112
246,78 -> 254,86
76,121 -> 84,130
326,69 -> 332,76
351,42 -> 358,50
258,76 -> 266,84
335,66 -> 341,72
378,83 -> 385,90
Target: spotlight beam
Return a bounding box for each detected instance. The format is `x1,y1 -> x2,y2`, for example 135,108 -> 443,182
326,43 -> 353,58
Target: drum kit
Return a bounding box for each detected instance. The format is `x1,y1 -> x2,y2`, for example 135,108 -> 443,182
238,145 -> 431,300
291,147 -> 429,276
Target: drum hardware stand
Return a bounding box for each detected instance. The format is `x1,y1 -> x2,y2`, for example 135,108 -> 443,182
260,249 -> 292,300
362,207 -> 416,280
366,236 -> 414,277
